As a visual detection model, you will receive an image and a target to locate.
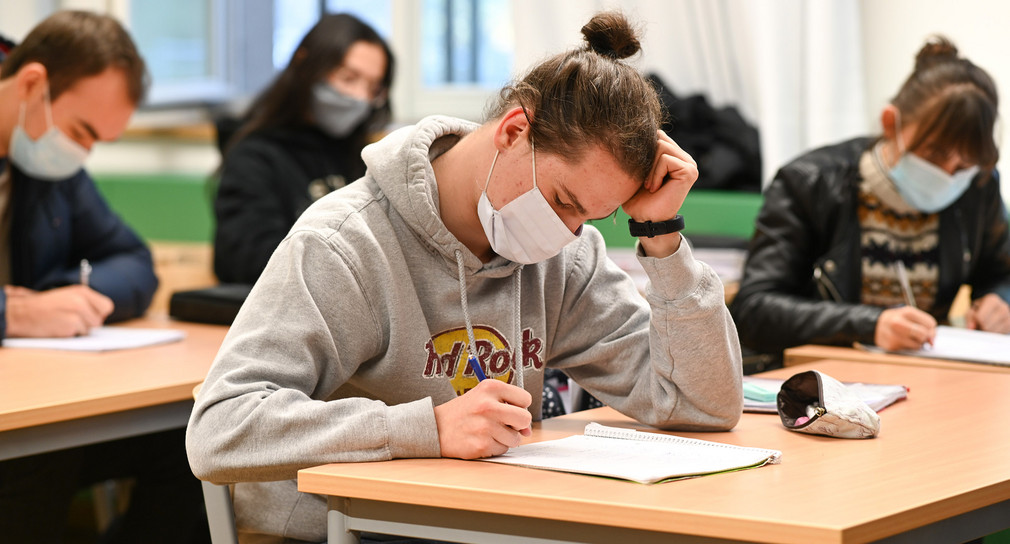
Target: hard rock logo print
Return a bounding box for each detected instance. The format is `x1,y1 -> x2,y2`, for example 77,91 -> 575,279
423,326 -> 544,396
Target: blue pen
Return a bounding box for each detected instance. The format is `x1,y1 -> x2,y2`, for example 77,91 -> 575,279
468,355 -> 488,381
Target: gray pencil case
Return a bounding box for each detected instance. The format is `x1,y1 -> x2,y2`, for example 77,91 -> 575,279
776,370 -> 881,439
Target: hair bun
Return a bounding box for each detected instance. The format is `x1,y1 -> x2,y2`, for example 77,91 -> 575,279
915,35 -> 959,72
581,11 -> 641,60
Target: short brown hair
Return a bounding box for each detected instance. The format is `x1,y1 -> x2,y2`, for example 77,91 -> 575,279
486,11 -> 663,183
0,10 -> 148,105
891,36 -> 999,172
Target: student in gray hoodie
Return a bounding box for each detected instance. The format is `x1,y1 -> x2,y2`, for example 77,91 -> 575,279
187,11 -> 743,543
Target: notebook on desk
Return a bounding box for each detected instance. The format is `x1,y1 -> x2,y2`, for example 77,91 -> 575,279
863,325 -> 1010,367
481,422 -> 781,484
743,376 -> 908,413
2,326 -> 186,352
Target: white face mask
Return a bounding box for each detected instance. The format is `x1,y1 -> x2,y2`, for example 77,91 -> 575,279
9,86 -> 89,181
477,141 -> 580,264
886,111 -> 979,213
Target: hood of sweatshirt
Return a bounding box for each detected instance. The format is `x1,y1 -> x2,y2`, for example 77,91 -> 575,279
361,115 -> 522,279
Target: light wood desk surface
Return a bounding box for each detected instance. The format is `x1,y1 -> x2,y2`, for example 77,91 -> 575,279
0,315 -> 228,460
299,360 -> 1010,544
784,343 -> 1010,374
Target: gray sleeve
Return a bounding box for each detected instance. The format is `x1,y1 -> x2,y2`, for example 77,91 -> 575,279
552,233 -> 743,431
186,231 -> 441,484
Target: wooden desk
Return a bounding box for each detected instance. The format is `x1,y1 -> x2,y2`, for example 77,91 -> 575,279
784,343 -> 1010,374
0,315 -> 228,461
299,360 -> 1010,544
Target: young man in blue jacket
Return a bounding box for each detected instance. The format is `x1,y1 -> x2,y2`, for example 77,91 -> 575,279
0,11 -> 208,543
0,12 -> 157,340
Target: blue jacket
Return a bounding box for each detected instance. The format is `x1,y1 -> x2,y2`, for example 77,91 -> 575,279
0,159 -> 158,339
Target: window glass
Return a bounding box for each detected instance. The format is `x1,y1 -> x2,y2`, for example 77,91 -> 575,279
325,0 -> 392,38
273,0 -> 321,69
131,0 -> 213,81
420,0 -> 512,88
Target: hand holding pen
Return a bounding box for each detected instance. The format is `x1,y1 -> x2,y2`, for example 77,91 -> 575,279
873,261 -> 937,351
432,354 -> 533,459
2,260 -> 112,338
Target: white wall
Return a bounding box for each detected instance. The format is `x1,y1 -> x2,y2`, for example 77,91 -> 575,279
0,0 -> 55,41
860,0 -> 1010,202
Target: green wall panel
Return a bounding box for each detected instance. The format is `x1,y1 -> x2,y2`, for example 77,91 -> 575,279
93,175 -> 762,249
94,174 -> 215,243
590,190 -> 763,248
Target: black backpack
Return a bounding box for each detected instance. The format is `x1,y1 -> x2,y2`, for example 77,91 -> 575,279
648,73 -> 762,192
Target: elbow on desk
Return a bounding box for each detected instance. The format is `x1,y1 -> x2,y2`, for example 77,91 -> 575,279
647,399 -> 743,433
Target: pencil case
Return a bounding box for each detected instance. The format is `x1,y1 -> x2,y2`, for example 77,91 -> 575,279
776,370 -> 880,439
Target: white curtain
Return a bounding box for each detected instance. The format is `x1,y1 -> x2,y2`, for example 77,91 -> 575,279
512,0 -> 868,186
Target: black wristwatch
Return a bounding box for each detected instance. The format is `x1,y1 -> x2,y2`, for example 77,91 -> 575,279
628,215 -> 685,238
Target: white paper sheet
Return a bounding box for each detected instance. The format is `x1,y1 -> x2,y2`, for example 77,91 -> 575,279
879,325 -> 1010,367
3,326 -> 186,352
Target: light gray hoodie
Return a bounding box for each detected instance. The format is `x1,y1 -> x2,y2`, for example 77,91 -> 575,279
187,115 -> 743,543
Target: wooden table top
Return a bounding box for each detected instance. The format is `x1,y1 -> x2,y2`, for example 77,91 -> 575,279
0,315 -> 228,433
299,360 -> 1010,544
784,343 -> 1010,373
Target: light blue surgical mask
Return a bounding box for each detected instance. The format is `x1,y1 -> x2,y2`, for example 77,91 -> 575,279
9,86 -> 89,181
885,112 -> 979,213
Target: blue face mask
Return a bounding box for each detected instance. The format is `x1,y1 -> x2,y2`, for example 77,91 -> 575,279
9,86 -> 89,181
888,154 -> 978,213
885,111 -> 979,213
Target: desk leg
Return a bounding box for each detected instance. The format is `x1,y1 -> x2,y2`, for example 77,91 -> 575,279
328,498 -> 361,544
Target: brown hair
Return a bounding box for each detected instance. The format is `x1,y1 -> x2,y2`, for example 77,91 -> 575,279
486,11 -> 663,182
0,10 -> 148,105
891,35 -> 999,172
228,13 -> 394,151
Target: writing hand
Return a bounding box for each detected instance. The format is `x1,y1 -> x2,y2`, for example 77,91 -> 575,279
433,378 -> 533,459
874,306 -> 937,351
622,130 -> 698,258
965,293 -> 1010,334
5,285 -> 114,338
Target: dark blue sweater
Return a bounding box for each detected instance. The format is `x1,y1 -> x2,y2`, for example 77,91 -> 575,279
1,159 -> 158,339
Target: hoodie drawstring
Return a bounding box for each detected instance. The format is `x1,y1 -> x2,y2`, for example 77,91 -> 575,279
455,249 -> 524,390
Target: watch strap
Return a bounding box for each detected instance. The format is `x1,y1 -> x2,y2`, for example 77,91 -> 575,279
628,215 -> 685,238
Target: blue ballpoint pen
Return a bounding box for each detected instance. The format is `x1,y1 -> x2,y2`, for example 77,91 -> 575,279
468,354 -> 488,381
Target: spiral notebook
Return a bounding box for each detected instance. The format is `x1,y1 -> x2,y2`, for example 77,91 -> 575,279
481,422 -> 781,484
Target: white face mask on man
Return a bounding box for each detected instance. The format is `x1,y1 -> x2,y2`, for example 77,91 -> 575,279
9,84 -> 89,181
477,140 -> 581,264
886,110 -> 979,213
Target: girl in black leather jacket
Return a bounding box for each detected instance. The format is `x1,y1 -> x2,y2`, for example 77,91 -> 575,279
731,36 -> 1010,358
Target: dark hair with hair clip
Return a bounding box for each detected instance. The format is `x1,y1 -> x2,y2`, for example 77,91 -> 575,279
891,35 -> 999,173
228,13 -> 394,151
486,11 -> 663,183
0,10 -> 148,105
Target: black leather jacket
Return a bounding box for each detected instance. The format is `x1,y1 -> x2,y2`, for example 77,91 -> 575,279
730,137 -> 1010,356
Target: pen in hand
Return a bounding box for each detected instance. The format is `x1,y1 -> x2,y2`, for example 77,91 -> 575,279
468,355 -> 488,381
80,259 -> 92,288
894,260 -> 934,347
895,260 -> 915,308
